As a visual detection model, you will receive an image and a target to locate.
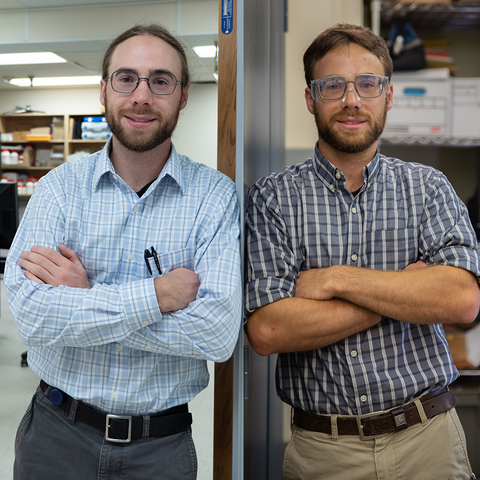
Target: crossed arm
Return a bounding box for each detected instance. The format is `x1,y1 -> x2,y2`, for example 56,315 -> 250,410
19,245 -> 200,313
246,262 -> 480,357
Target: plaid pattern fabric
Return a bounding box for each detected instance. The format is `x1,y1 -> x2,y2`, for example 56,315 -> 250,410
246,146 -> 480,415
5,141 -> 242,414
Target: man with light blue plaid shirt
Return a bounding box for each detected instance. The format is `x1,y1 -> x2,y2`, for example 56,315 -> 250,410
246,24 -> 479,479
5,24 -> 241,480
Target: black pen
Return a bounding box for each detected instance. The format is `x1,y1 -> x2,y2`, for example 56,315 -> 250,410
144,249 -> 153,275
150,246 -> 162,275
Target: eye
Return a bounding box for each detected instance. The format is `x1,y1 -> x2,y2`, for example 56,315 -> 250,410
150,74 -> 174,87
323,79 -> 344,92
357,76 -> 377,90
115,72 -> 137,84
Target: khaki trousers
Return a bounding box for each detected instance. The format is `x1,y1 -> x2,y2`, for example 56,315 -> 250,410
283,408 -> 474,480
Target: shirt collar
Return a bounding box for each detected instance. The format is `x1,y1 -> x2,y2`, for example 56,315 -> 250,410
92,139 -> 187,195
313,142 -> 380,189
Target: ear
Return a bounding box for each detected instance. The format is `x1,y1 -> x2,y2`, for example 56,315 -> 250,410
180,83 -> 190,111
100,79 -> 107,107
386,83 -> 394,112
305,86 -> 315,115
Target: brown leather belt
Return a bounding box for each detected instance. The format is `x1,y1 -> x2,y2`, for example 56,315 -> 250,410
293,387 -> 455,440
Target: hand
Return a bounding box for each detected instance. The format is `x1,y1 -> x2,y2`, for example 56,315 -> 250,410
403,260 -> 428,271
19,245 -> 90,288
294,268 -> 335,301
154,268 -> 200,313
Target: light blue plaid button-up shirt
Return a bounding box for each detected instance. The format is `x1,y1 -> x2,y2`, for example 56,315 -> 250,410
246,145 -> 480,416
5,140 -> 242,415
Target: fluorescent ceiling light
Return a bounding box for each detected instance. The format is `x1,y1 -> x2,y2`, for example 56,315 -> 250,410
0,52 -> 67,65
193,45 -> 217,58
7,76 -> 102,87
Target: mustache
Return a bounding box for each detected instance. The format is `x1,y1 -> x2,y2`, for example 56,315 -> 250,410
118,108 -> 161,119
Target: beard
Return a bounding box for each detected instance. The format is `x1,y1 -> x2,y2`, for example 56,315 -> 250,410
314,100 -> 388,154
104,91 -> 182,153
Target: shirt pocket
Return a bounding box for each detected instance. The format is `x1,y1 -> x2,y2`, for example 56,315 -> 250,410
155,247 -> 195,275
364,228 -> 419,270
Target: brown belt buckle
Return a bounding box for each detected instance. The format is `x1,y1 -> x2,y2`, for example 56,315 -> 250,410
355,411 -> 388,441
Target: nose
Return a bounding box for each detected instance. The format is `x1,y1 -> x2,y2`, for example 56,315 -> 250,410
131,77 -> 154,105
341,83 -> 362,108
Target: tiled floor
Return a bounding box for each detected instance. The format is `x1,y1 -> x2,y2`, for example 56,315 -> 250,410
0,280 -> 213,479
0,281 -> 39,479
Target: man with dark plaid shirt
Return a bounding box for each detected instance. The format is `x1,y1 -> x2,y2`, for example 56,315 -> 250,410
245,23 -> 479,480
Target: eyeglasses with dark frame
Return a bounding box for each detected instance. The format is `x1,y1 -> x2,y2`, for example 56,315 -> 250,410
107,70 -> 182,96
310,74 -> 389,101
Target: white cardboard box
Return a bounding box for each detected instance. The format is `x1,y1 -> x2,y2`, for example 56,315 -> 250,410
384,68 -> 451,137
452,77 -> 480,138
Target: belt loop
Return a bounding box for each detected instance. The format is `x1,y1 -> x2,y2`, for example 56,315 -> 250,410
142,415 -> 150,440
330,415 -> 339,440
413,398 -> 428,425
68,399 -> 79,425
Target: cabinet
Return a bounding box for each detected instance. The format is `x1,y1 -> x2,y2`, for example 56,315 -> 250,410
0,113 -> 108,188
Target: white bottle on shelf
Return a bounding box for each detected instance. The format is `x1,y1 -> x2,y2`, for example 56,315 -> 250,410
10,150 -> 19,165
1,148 -> 11,165
26,178 -> 34,195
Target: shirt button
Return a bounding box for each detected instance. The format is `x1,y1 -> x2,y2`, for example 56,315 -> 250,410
143,320 -> 149,326
127,254 -> 134,261
133,206 -> 139,214
367,183 -> 371,188
350,350 -> 358,358
360,395 -> 367,403
112,391 -> 118,399
351,254 -> 358,262
329,184 -> 334,191
112,174 -> 118,181
351,207 -> 357,214
116,345 -> 123,352
335,171 -> 341,180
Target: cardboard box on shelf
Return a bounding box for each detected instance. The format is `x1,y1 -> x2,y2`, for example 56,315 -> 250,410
52,117 -> 64,140
452,77 -> 480,138
49,145 -> 64,167
30,126 -> 51,136
445,323 -> 480,369
12,131 -> 30,142
384,68 -> 451,137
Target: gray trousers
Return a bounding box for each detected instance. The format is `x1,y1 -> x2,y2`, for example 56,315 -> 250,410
14,387 -> 198,480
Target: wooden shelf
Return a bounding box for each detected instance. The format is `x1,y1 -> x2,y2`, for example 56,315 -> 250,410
0,113 -> 108,181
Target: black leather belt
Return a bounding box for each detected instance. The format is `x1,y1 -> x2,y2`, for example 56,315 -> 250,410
39,380 -> 192,443
294,387 -> 455,440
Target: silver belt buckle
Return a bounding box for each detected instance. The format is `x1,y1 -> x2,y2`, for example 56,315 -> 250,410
105,414 -> 132,443
355,411 -> 388,441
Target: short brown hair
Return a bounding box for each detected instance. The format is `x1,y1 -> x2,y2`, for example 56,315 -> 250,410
303,23 -> 393,87
102,23 -> 190,87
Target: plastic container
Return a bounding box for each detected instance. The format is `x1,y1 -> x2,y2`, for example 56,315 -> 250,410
1,148 -> 10,165
17,180 -> 26,196
23,144 -> 35,167
10,150 -> 19,165
26,178 -> 34,195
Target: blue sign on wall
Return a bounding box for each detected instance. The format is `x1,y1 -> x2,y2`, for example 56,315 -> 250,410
221,0 -> 233,35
